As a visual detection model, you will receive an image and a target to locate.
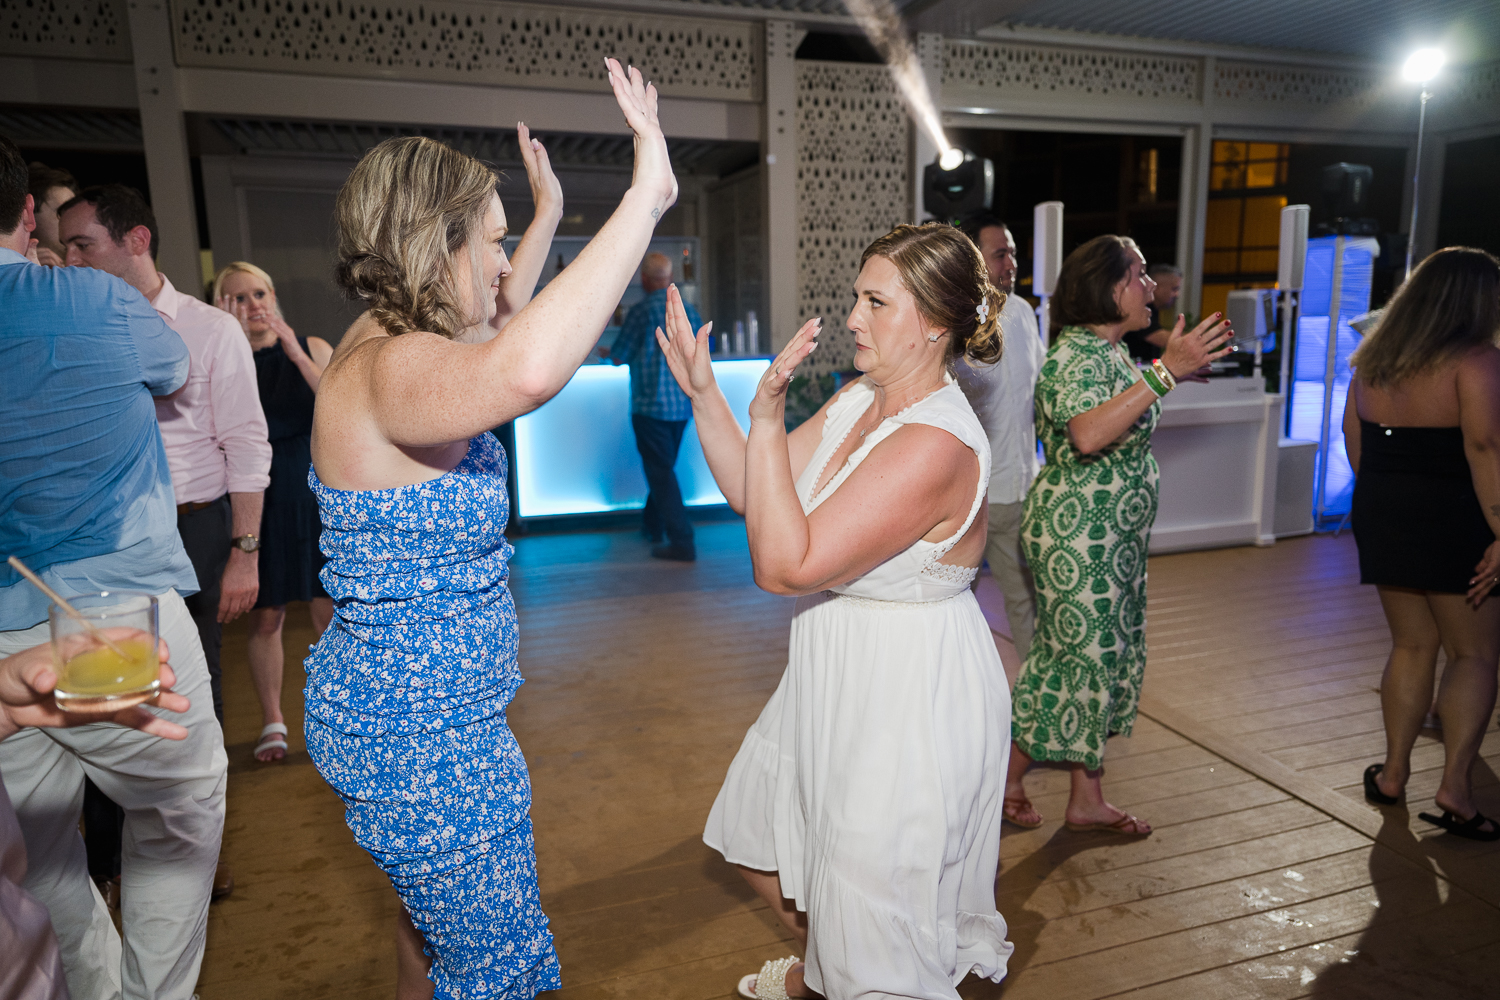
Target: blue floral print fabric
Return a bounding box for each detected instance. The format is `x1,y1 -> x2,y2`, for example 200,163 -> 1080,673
304,433 -> 561,998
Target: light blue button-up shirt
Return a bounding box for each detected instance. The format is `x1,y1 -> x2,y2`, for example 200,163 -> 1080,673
0,248 -> 199,630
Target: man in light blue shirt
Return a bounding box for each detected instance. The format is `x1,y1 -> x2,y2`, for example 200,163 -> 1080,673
0,134 -> 227,1000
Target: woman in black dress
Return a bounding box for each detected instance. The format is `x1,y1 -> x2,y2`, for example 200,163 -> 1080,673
1345,247 -> 1500,841
215,262 -> 336,762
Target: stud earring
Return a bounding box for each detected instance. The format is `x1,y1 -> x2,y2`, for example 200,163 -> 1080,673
927,334 -> 939,343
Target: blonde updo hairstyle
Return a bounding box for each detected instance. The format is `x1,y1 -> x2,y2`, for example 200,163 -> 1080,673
334,135 -> 497,339
859,223 -> 1005,366
211,261 -> 283,318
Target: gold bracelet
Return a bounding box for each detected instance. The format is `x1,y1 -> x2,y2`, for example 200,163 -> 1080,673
1152,358 -> 1178,391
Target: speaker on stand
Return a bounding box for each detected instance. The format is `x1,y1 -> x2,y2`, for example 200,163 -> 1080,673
1033,201 -> 1064,344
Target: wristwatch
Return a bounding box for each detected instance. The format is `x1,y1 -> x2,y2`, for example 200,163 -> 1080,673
232,534 -> 261,554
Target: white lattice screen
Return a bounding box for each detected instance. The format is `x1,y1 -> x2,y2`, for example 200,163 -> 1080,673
796,60 -> 910,377
943,39 -> 1200,102
0,0 -> 132,60
1214,61 -> 1381,107
168,0 -> 760,100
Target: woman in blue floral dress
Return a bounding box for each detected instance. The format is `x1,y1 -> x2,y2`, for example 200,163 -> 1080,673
1002,236 -> 1233,838
304,62 -> 680,998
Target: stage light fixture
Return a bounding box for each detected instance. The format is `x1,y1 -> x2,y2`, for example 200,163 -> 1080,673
923,149 -> 994,220
1402,47 -> 1445,83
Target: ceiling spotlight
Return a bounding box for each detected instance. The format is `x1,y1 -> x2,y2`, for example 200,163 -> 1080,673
1402,47 -> 1445,83
923,148 -> 994,219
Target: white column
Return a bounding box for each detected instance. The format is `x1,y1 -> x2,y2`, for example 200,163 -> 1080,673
1411,133 -> 1446,268
763,19 -> 798,351
912,32 -> 944,223
125,0 -> 202,297
1180,55 -> 1216,319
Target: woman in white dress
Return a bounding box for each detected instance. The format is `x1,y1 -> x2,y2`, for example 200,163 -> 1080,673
657,223 -> 1014,1000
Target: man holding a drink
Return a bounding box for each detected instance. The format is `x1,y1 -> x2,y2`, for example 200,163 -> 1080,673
0,134 -> 229,1000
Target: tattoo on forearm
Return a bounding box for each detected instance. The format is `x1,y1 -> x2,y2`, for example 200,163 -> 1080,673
651,207 -> 661,220
1490,504 -> 1500,519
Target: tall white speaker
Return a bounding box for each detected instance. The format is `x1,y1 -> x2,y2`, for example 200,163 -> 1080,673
1033,201 -> 1064,297
1278,204 -> 1310,290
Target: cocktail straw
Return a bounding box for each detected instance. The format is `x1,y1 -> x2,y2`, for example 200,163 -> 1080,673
7,555 -> 132,659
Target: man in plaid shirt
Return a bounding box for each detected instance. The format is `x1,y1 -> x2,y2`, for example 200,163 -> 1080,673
608,252 -> 703,561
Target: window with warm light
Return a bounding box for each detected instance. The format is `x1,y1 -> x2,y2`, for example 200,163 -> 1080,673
1203,141 -> 1289,317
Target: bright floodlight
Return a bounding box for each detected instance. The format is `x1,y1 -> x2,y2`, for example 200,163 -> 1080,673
938,147 -> 965,171
1403,48 -> 1445,83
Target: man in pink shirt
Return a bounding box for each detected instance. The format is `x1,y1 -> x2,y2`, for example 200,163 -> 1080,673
59,186 -> 271,729
60,185 -> 270,905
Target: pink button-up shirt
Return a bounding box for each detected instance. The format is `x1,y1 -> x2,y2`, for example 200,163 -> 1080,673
151,274 -> 271,504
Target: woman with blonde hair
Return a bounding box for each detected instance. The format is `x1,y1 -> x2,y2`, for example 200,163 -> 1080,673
213,261 -> 334,762
303,61 -> 677,998
1347,246 -> 1500,841
660,222 -> 1013,999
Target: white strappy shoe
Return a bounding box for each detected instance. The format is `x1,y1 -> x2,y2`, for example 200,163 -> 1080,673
736,955 -> 799,1000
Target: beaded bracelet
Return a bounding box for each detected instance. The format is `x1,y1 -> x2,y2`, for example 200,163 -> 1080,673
1140,365 -> 1169,397
1151,358 -> 1178,391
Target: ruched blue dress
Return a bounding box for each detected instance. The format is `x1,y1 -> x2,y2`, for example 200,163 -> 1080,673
304,433 -> 561,998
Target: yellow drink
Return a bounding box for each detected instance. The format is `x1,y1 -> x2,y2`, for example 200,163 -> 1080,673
55,638 -> 160,711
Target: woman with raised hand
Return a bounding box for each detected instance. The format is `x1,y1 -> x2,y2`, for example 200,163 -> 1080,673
659,223 -> 1014,999
1001,236 -> 1231,837
213,261 -> 335,763
304,60 -> 677,999
1348,247 -> 1500,841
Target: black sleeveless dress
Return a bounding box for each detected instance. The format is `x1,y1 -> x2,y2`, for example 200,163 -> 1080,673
253,337 -> 328,606
1351,419 -> 1496,594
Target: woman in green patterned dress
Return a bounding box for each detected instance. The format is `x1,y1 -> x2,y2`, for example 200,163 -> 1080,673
1003,236 -> 1233,835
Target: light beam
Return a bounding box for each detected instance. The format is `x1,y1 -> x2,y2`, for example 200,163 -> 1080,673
842,0 -> 954,161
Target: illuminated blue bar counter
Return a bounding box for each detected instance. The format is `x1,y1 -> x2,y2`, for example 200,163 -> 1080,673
512,359 -> 771,519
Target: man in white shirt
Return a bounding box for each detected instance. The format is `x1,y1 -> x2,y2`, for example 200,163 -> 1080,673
954,212 -> 1046,660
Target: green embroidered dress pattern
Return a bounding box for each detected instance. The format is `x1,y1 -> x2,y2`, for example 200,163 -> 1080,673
1012,326 -> 1160,770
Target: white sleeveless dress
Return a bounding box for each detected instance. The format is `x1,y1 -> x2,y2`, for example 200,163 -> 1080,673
704,378 -> 1014,999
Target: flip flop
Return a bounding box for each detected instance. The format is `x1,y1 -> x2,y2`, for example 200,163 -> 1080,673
1065,812 -> 1151,836
1417,809 -> 1500,842
737,956 -> 798,1000
254,722 -> 289,763
1003,796 -> 1044,829
1363,763 -> 1400,805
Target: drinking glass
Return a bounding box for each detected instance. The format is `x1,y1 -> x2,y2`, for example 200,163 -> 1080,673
49,591 -> 160,712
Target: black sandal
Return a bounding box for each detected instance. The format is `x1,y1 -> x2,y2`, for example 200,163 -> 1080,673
1363,763 -> 1400,805
1417,809 -> 1500,842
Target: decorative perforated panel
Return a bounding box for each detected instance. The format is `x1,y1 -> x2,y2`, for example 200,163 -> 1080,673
0,0 -> 132,61
169,0 -> 759,100
796,60 -> 909,377
1214,61 -> 1380,107
943,39 -> 1199,102
1449,60 -> 1500,109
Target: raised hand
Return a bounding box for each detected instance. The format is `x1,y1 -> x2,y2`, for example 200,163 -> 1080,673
605,57 -> 677,216
747,317 -> 821,425
266,312 -> 301,352
1161,312 -> 1234,383
516,122 -> 562,217
34,244 -> 64,267
655,284 -> 715,399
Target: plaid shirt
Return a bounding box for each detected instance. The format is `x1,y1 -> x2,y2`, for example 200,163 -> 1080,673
611,287 -> 700,422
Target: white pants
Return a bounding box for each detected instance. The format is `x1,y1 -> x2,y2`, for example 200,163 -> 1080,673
0,589 -> 227,1000
985,501 -> 1037,660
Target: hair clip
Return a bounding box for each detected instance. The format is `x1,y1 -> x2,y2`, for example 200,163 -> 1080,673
975,299 -> 990,324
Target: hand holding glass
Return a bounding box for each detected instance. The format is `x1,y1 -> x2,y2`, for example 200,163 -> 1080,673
49,592 -> 161,712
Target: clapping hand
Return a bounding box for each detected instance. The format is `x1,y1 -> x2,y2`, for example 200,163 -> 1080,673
216,294 -> 253,334
746,317 -> 821,425
0,633 -> 190,742
605,57 -> 677,218
1161,312 -> 1235,383
655,284 -> 716,400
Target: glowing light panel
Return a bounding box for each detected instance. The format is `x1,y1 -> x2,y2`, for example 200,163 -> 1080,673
513,359 -> 770,518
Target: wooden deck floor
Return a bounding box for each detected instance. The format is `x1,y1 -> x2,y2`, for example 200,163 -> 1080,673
198,528 -> 1500,999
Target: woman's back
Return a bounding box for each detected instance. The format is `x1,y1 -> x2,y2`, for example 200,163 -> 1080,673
1352,346 -> 1494,427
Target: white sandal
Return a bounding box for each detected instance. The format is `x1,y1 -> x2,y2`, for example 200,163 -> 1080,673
737,956 -> 799,1000
254,722 -> 288,762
